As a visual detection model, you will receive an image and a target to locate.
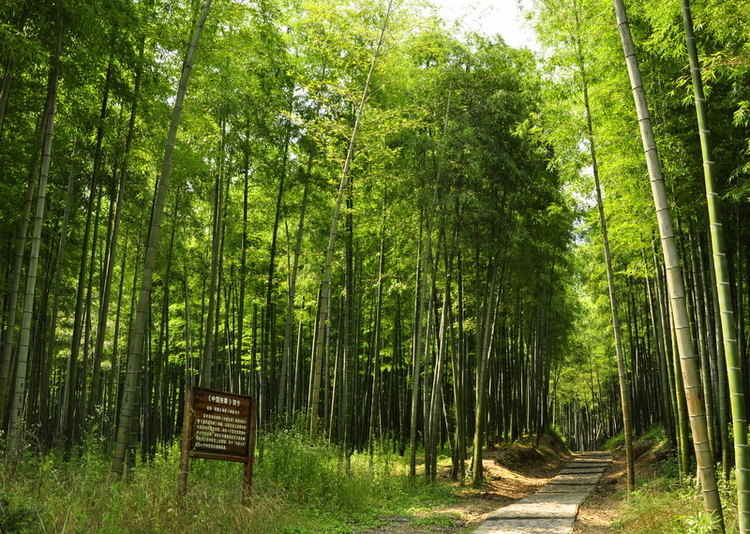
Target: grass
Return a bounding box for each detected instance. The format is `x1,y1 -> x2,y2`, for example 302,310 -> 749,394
606,426 -> 738,534
0,430 -> 460,534
8,424 -> 740,533
411,511 -> 461,527
614,473 -> 735,533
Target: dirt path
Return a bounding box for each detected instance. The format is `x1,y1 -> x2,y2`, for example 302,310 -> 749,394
573,454 -> 627,533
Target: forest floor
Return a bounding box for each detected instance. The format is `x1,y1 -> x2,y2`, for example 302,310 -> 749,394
573,436 -> 669,533
359,439 -> 630,533
572,453 -> 627,533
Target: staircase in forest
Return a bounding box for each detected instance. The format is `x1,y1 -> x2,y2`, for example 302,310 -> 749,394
471,452 -> 612,534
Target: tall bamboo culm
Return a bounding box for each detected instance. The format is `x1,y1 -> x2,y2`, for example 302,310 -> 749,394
573,0 -> 634,489
7,26 -> 62,453
681,0 -> 750,530
612,0 -> 724,528
112,0 -> 213,479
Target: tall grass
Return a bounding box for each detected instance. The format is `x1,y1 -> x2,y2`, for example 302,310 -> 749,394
614,472 -> 737,533
0,429 -> 457,533
610,427 -> 738,534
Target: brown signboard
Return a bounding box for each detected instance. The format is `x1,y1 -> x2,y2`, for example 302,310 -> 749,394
179,386 -> 257,501
189,386 -> 253,462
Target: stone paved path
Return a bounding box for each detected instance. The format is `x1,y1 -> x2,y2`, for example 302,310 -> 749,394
471,452 -> 612,534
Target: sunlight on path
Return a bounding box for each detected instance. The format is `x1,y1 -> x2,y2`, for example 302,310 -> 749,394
471,452 -> 612,534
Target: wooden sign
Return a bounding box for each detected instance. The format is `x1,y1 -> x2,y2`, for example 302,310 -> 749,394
178,386 -> 257,501
190,387 -> 254,461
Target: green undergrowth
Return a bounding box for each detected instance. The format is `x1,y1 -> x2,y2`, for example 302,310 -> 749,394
614,469 -> 738,533
492,426 -> 570,469
0,430 -> 460,534
606,426 -> 739,533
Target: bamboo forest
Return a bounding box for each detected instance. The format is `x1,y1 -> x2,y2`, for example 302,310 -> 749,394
1,0 -> 750,532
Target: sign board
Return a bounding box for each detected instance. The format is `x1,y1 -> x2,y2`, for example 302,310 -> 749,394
190,387 -> 254,462
179,386 -> 257,501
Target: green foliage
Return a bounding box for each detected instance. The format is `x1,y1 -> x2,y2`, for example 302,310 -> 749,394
615,478 -> 730,533
605,425 -> 667,454
604,432 -> 624,452
611,452 -> 739,534
411,511 -> 460,527
681,512 -> 722,534
0,432 -> 468,534
637,425 -> 667,445
0,489 -> 35,534
546,425 -> 569,448
259,429 -> 357,508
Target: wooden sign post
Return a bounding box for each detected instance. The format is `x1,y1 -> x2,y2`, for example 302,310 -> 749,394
178,386 -> 257,502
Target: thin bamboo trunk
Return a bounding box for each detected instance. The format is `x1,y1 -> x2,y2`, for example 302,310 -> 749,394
697,236 -> 727,468
108,237 -> 128,429
7,27 -> 61,452
149,197 -> 177,455
708,251 -> 731,479
409,223 -> 426,476
472,259 -> 498,484
575,0 -> 634,486
690,232 -> 718,459
38,140 -> 77,445
88,170 -> 116,419
278,155 -> 313,416
90,40 -> 144,418
237,123 -> 251,396
200,148 -> 224,387
62,63 -> 112,443
655,251 -> 688,470
79,185 -> 103,435
0,101 -> 45,432
368,197 -> 387,459
421,280 -> 434,476
427,261 -> 449,480
112,0 -> 212,479
183,261 -> 194,393
451,245 -> 466,480
309,0 -> 394,437
340,185 -> 355,465
643,252 -> 676,449
263,125 -> 291,422
0,58 -> 14,136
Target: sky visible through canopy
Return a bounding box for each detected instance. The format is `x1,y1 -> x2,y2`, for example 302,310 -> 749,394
430,0 -> 537,49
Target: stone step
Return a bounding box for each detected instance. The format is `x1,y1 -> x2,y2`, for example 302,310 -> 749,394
470,454 -> 612,533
